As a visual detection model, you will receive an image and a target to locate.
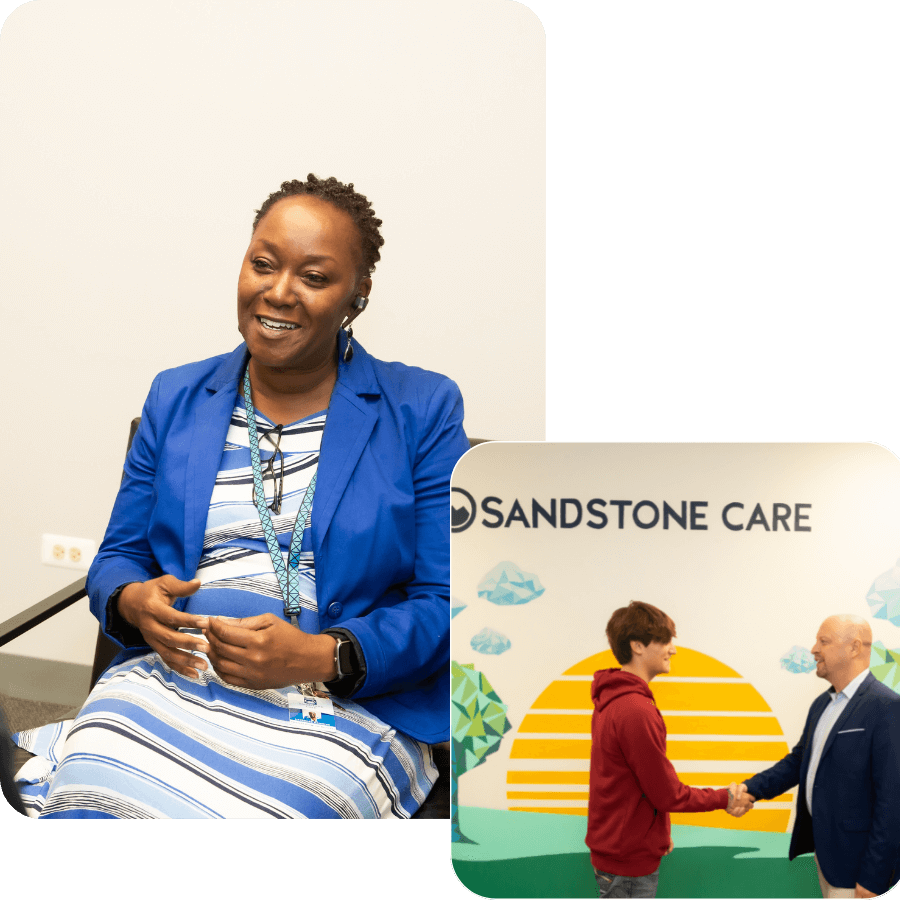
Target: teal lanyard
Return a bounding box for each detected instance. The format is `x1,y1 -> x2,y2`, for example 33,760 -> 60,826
243,363 -> 317,627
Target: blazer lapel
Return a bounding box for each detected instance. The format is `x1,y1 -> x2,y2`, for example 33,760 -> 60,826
799,692 -> 832,786
183,345 -> 247,575
816,673 -> 874,767
312,333 -> 380,553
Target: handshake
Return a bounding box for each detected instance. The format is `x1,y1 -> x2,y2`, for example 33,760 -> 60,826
725,782 -> 755,818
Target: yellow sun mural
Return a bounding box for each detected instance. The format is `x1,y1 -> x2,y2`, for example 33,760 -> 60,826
506,647 -> 794,832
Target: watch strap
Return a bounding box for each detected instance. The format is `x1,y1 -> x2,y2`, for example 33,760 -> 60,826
105,582 -> 146,647
322,628 -> 366,698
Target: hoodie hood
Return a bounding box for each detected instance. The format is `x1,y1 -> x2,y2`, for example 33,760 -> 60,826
591,668 -> 655,714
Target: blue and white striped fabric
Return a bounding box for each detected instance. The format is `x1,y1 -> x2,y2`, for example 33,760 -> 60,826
22,653 -> 436,819
13,399 -> 438,818
13,719 -> 73,816
188,400 -> 324,633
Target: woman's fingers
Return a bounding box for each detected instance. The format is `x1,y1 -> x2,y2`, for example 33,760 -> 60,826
166,650 -> 208,679
147,614 -> 209,678
144,632 -> 208,678
114,575 -> 212,677
157,575 -> 202,600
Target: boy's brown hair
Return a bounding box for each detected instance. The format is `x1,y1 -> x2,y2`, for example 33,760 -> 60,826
606,601 -> 677,665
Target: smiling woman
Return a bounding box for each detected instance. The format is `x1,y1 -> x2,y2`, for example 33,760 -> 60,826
236,190 -> 375,422
15,175 -> 468,819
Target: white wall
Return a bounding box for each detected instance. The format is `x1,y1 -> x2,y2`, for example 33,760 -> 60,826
0,0 -> 545,665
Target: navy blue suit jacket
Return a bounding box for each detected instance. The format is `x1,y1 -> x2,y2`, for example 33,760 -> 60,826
86,334 -> 468,742
744,672 -> 900,894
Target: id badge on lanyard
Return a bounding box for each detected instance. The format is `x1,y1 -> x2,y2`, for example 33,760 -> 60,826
287,690 -> 336,728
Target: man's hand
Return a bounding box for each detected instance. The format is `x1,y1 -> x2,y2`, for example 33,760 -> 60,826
855,884 -> 877,898
726,782 -> 755,817
663,839 -> 674,856
205,614 -> 338,689
739,783 -> 756,807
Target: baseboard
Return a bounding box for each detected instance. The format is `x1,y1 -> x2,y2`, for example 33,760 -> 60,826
0,652 -> 92,707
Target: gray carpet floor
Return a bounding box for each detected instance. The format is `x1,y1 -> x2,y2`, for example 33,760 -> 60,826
0,692 -> 78,734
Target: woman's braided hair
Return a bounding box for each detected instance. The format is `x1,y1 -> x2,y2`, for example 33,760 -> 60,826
253,174 -> 384,275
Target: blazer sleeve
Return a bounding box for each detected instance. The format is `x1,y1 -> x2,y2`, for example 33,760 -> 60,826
86,375 -> 165,640
744,703 -> 817,800
336,377 -> 468,699
857,695 -> 900,895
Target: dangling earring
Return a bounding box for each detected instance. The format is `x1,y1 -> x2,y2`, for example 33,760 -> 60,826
343,295 -> 367,363
343,324 -> 354,362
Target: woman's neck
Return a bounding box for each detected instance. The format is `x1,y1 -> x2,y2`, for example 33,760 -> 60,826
250,358 -> 337,402
246,356 -> 338,425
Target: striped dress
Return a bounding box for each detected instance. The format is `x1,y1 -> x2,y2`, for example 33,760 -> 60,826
14,399 -> 437,818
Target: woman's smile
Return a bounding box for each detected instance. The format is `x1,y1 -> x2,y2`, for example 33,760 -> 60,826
257,315 -> 299,332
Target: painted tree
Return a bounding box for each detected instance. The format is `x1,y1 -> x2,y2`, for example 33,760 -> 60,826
451,660 -> 512,843
871,642 -> 900,693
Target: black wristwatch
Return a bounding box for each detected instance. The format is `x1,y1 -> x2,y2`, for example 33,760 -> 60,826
322,628 -> 365,697
333,636 -> 358,679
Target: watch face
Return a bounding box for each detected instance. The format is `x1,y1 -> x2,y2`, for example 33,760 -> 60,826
337,640 -> 355,676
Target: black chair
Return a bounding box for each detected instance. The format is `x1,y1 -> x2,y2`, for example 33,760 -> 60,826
0,418 -> 474,818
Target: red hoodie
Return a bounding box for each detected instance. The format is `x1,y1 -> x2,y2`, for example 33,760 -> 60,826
585,669 -> 729,876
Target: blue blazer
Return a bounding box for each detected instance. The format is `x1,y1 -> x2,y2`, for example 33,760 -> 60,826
744,672 -> 900,894
86,334 -> 469,743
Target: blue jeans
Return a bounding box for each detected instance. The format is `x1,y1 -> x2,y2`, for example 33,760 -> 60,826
593,867 -> 659,898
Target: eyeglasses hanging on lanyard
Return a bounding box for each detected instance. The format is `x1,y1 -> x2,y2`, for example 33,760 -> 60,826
253,423 -> 285,514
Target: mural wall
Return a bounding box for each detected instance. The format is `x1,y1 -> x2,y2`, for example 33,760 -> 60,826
450,443 -> 900,898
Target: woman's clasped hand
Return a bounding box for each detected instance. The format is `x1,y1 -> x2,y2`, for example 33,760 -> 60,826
116,575 -> 209,679
118,578 -> 338,688
204,614 -> 338,689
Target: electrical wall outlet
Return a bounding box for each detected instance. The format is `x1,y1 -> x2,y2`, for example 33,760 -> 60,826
41,533 -> 97,571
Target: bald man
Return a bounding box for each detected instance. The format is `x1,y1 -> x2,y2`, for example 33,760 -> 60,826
740,616 -> 900,898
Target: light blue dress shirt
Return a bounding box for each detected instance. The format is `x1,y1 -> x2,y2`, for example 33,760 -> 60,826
805,667 -> 870,813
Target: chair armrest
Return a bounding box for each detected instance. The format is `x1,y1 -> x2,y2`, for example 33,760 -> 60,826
0,576 -> 88,648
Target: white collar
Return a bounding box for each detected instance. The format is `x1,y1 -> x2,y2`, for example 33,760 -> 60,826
833,667 -> 869,701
